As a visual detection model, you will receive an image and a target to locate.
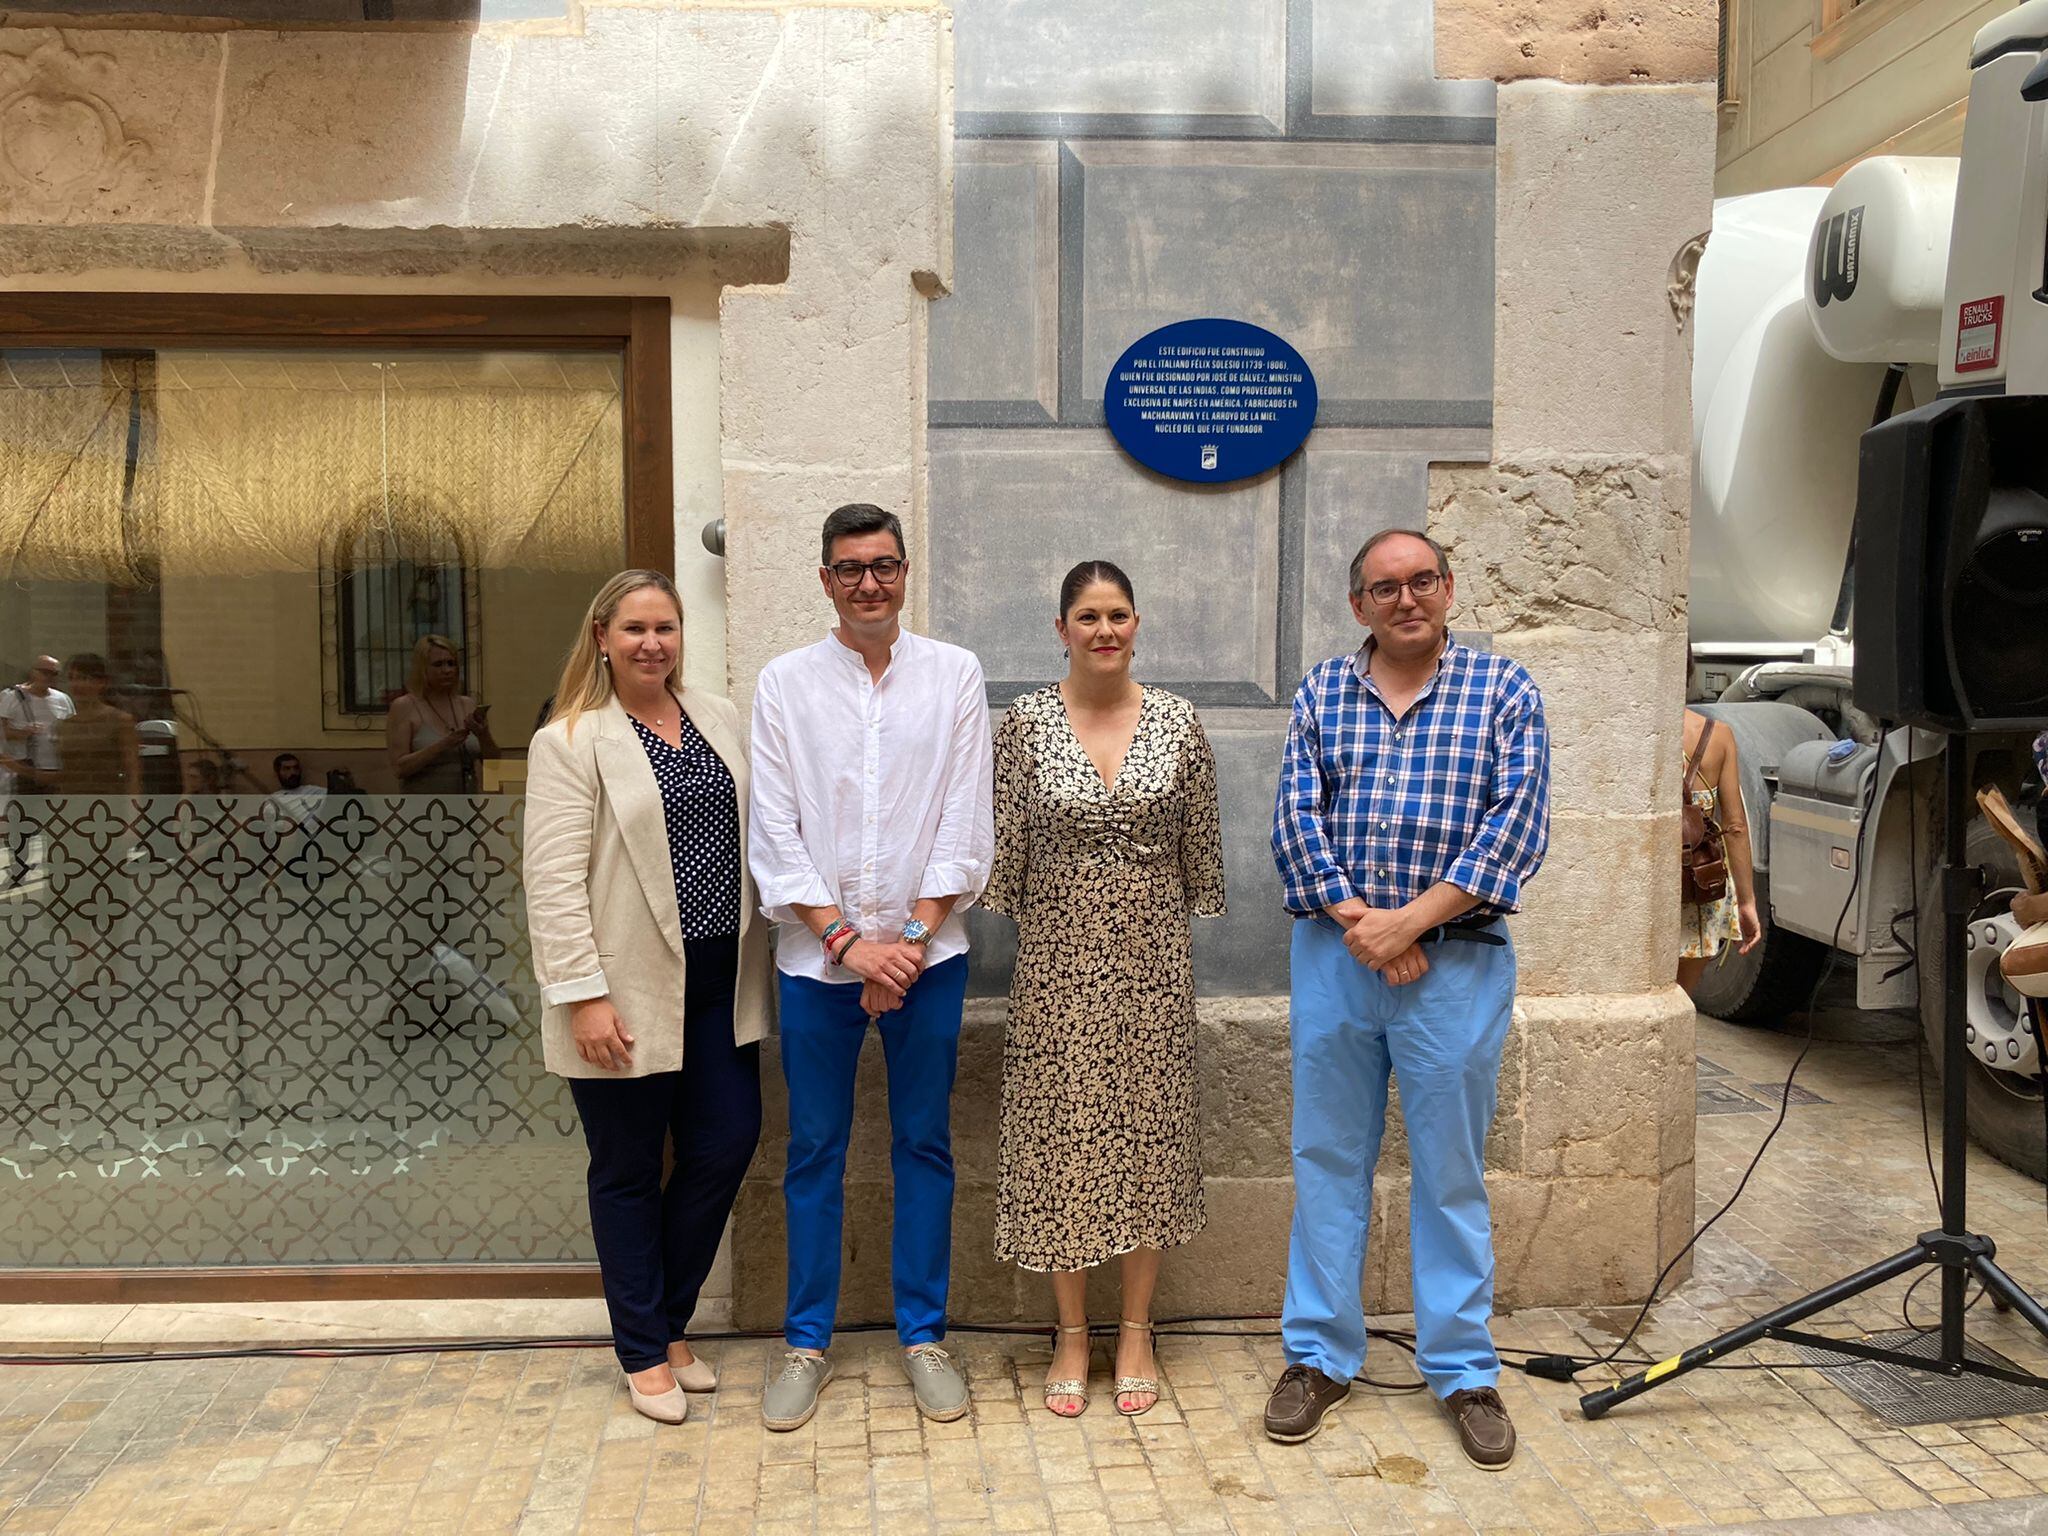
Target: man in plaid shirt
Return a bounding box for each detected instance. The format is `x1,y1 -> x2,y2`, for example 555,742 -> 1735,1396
1263,529 -> 1550,1466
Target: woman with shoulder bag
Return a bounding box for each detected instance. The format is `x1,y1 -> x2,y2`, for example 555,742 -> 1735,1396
523,570 -> 772,1425
1678,708 -> 1761,993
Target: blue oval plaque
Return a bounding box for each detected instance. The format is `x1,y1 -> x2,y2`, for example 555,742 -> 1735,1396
1103,318 -> 1319,484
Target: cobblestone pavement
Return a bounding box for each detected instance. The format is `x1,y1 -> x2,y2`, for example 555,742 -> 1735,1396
13,1014 -> 2048,1533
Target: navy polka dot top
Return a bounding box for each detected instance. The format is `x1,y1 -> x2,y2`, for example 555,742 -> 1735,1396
630,712 -> 742,940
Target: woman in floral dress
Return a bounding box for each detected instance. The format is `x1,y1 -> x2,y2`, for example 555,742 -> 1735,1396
984,561 -> 1225,1419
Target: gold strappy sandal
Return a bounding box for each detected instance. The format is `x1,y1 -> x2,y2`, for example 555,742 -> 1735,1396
1115,1318 -> 1160,1417
1043,1322 -> 1090,1418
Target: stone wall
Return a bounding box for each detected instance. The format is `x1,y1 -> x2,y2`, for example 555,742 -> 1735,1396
0,0 -> 1716,1325
729,1 -> 1715,1330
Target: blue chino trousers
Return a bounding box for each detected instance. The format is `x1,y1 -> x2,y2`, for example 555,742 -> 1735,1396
1281,916 -> 1516,1396
778,954 -> 969,1350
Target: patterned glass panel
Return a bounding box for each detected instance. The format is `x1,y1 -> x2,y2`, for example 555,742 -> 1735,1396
0,346 -> 625,1269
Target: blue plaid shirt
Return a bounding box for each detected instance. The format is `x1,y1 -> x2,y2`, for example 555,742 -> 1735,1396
1272,639 -> 1551,917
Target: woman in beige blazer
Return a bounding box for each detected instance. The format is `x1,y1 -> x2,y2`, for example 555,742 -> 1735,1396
524,569 -> 770,1426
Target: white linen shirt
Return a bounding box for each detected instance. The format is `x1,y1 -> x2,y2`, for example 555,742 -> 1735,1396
748,629 -> 995,981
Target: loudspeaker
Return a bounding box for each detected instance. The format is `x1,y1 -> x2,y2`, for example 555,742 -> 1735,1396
1853,394 -> 2048,731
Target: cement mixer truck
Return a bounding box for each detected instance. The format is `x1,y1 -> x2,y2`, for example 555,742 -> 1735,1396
1690,0 -> 2048,1173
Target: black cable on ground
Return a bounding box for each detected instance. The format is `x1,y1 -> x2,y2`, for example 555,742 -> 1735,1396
1516,746 -> 1886,1385
0,1316 -> 1862,1376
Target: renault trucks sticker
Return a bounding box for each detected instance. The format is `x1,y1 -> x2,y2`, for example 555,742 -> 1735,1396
1955,295 -> 2004,373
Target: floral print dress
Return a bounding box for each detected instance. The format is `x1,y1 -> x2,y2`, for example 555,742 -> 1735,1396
983,685 -> 1226,1272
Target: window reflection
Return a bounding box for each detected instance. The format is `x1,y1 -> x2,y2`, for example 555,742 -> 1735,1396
0,345 -> 626,1267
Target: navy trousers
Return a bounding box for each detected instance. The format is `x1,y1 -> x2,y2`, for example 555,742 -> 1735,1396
568,937 -> 761,1372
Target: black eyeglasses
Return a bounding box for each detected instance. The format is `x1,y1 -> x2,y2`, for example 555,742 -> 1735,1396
827,557 -> 907,588
1363,571 -> 1443,606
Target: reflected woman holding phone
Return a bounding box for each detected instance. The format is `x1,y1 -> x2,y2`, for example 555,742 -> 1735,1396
387,634 -> 496,792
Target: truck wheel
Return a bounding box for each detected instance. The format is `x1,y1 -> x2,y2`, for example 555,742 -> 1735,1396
1919,815 -> 2044,1182
1690,869 -> 1830,1024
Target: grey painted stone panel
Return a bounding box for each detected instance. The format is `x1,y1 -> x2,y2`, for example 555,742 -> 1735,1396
1311,0 -> 1497,118
928,145 -> 1058,414
966,710 -> 1293,999
953,0 -> 1286,125
1074,143 -> 1495,409
928,429 -> 1279,689
1296,429 -> 1490,669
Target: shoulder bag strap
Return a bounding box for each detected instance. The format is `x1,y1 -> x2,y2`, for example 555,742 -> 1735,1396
1682,718 -> 1716,797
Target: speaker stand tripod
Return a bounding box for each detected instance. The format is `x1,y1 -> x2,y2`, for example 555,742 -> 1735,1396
1581,733 -> 2048,1419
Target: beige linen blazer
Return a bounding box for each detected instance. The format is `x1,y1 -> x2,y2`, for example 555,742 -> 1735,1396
523,689 -> 771,1079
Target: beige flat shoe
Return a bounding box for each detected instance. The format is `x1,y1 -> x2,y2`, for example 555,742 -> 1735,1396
627,1377 -> 688,1425
1114,1319 -> 1160,1417
1043,1321 -> 1090,1418
667,1346 -> 717,1393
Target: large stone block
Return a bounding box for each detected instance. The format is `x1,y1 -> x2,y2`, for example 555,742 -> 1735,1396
929,143 -> 1059,416
1073,142 -> 1495,413
1517,988 -> 1695,1179
210,31 -> 509,229
954,0 -> 1286,127
1493,83 -> 1715,459
730,1176 -> 1025,1333
1491,627 -> 1690,817
1430,457 -> 1689,636
0,31 -> 222,230
1313,0 -> 1496,117
1436,0 -> 1718,85
1508,810 -> 1682,997
927,429 -> 1279,690
1367,1171 -> 1668,1311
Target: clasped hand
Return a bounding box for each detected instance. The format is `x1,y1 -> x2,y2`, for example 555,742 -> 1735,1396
842,937 -> 927,1015
1326,897 -> 1429,986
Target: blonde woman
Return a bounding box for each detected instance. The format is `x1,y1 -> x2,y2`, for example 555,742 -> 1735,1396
522,570 -> 771,1425
386,634 -> 496,792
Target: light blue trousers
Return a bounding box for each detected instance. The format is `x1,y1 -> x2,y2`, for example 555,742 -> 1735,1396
1281,915 -> 1516,1396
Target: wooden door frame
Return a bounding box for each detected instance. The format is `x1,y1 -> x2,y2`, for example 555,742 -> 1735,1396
0,292 -> 672,1302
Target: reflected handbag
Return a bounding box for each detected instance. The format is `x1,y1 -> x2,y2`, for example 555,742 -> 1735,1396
1681,719 -> 1729,906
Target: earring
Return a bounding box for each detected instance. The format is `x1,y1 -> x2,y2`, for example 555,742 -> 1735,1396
1062,647 -> 1070,661
601,652 -> 611,666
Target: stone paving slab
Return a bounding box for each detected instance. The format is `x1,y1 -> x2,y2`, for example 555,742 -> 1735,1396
7,1015 -> 2048,1531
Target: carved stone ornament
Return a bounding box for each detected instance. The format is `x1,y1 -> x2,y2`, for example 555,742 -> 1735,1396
0,38 -> 148,214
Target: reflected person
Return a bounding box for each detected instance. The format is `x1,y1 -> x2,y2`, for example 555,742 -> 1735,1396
0,654 -> 71,889
983,560 -> 1225,1419
523,570 -> 770,1427
387,634 -> 496,792
56,655 -> 141,796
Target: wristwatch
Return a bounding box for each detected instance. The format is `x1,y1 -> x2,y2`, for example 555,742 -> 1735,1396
900,918 -> 932,946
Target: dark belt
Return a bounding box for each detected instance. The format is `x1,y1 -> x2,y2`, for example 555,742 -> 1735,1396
1417,916 -> 1508,947
1306,912 -> 1507,946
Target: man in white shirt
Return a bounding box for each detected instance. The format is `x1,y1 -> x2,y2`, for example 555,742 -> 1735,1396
1,656 -> 73,889
749,502 -> 995,1432
261,753 -> 329,834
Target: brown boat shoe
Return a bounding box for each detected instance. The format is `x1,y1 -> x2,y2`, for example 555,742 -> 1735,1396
1263,1363 -> 1350,1443
1441,1385 -> 1515,1469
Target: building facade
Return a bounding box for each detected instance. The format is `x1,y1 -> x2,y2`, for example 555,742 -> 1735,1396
1718,0 -> 2006,191
0,0 -> 1711,1324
